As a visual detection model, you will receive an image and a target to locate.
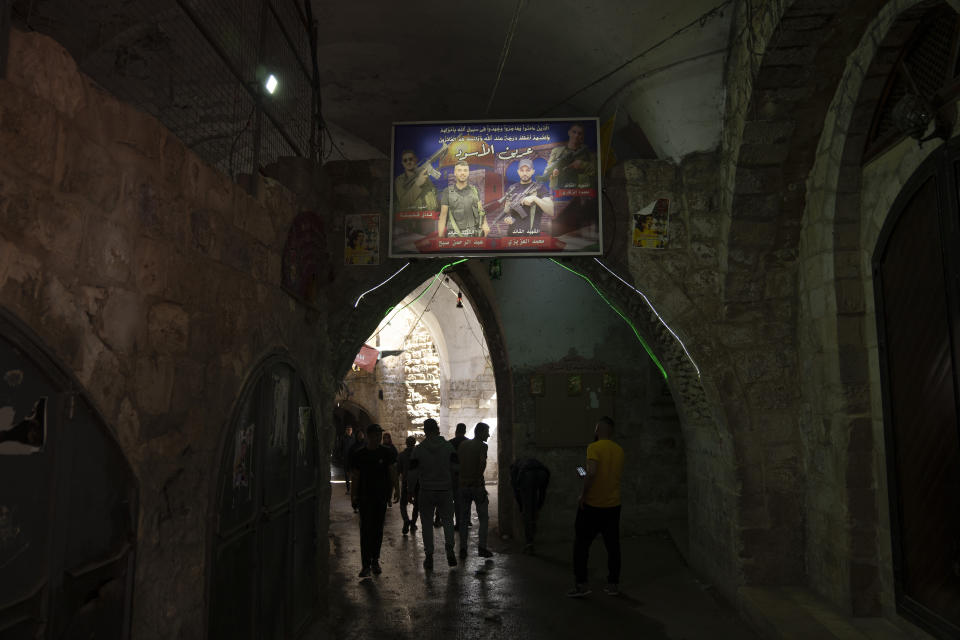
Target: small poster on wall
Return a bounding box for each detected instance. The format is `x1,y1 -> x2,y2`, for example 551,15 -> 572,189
345,213 -> 380,265
632,198 -> 670,248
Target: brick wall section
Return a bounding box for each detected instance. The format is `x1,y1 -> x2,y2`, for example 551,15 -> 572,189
0,30 -> 330,639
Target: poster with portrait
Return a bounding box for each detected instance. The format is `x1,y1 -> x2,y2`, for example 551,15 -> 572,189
345,213 -> 380,265
389,119 -> 602,258
631,198 -> 670,249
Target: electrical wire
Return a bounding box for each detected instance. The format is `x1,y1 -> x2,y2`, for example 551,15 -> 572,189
548,258 -> 668,380
539,0 -> 732,115
593,258 -> 701,378
485,0 -> 528,115
365,259 -> 468,344
434,277 -> 492,366
399,275 -> 444,348
354,262 -> 410,308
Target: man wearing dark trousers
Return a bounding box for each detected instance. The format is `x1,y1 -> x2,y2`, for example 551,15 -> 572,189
567,416 -> 624,597
449,422 -> 468,530
341,425 -> 355,494
458,422 -> 493,559
510,457 -> 551,554
397,435 -> 420,535
350,424 -> 398,578
408,418 -> 458,571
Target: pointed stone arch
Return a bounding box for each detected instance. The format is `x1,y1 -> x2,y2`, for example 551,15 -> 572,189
722,0 -> 901,592
801,0 -> 957,616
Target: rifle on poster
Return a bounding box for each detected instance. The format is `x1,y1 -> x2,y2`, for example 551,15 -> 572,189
417,142 -> 449,180
537,146 -> 590,187
488,181 -> 542,226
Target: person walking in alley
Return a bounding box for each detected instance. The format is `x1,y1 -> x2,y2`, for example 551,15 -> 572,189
510,456 -> 551,554
450,422 -> 468,530
408,418 -> 458,571
350,424 -> 398,578
567,416 -> 624,597
457,422 -> 493,559
348,428 -> 366,513
341,425 -> 355,494
398,435 -> 420,534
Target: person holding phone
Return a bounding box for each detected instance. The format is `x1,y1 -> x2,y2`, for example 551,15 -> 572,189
567,416 -> 624,598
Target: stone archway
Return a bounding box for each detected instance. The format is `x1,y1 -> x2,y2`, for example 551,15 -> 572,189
722,0 -> 896,590
798,0 -> 958,618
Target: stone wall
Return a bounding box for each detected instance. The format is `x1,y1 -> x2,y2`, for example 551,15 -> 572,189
490,257 -> 688,543
0,30 -> 331,639
616,153 -> 740,591
402,323 -> 441,431
442,375 -> 498,482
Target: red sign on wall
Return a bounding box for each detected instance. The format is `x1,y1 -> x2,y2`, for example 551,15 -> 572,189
353,344 -> 378,372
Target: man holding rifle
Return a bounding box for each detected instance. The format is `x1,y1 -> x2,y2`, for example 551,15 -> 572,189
543,122 -> 596,190
501,158 -> 554,236
395,149 -> 439,211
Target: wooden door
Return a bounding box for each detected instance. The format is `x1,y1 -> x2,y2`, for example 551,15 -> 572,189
875,151 -> 960,638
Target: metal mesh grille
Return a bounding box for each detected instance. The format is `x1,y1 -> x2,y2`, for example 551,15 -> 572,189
10,0 -> 317,184
864,4 -> 960,161
904,11 -> 956,97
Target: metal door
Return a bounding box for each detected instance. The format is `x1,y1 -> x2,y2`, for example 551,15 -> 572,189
209,357 -> 320,638
0,311 -> 137,638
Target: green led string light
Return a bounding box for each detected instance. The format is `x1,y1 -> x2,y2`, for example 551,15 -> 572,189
549,258 -> 667,380
378,258 -> 469,328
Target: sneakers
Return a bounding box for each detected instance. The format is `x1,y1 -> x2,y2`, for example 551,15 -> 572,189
477,547 -> 493,558
566,583 -> 592,598
445,548 -> 458,567
459,548 -> 467,560
402,523 -> 409,535
423,554 -> 433,572
603,583 -> 619,596
358,566 -> 372,578
410,523 -> 418,532
371,560 -> 382,575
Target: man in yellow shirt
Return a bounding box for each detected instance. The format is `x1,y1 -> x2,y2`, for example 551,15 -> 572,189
567,416 -> 624,597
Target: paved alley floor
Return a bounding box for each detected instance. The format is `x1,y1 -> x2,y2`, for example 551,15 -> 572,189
311,481 -> 757,640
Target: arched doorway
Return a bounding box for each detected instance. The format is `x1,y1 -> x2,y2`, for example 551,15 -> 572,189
208,355 -> 322,638
874,147 -> 960,637
0,309 -> 138,637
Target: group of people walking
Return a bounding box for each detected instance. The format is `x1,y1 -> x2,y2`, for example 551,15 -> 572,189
345,418 -> 494,576
341,415 -> 625,598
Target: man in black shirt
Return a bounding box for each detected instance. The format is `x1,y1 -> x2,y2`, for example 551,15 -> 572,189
449,423 -> 468,531
350,424 -> 398,578
510,457 -> 551,554
341,425 -> 355,494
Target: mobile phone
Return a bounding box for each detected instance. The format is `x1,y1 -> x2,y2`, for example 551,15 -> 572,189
575,465 -> 586,478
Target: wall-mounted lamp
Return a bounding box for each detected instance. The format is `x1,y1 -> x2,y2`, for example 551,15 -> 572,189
892,92 -> 947,146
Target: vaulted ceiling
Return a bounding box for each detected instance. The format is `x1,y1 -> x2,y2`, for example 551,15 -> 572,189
11,0 -> 733,164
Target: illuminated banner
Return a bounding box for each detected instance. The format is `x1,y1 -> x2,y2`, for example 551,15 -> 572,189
389,118 -> 602,258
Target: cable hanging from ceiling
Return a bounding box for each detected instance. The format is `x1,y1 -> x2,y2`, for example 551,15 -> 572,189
539,0 -> 732,116
485,0 -> 528,115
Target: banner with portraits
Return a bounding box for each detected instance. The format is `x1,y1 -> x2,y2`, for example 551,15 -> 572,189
389,119 -> 602,258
